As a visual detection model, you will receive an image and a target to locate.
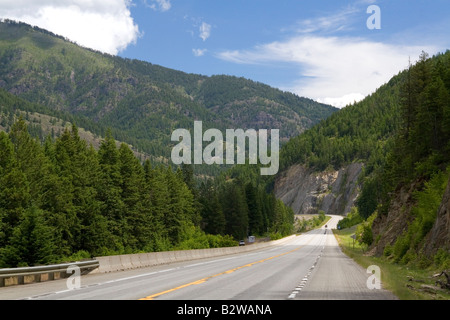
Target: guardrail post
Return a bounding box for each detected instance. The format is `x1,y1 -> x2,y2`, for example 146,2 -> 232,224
0,260 -> 99,287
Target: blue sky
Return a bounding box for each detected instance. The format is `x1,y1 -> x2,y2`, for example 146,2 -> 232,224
1,0 -> 450,107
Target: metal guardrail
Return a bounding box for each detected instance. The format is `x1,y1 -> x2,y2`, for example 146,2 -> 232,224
0,260 -> 99,287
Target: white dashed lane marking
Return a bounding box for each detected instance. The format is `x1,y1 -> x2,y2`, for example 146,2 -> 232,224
288,230 -> 327,300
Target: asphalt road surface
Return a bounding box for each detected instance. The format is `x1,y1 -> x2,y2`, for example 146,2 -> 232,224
0,215 -> 397,300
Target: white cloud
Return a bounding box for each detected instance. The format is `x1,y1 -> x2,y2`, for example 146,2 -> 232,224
216,1 -> 440,108
218,35 -> 434,108
216,2 -> 439,108
145,0 -> 171,12
192,48 -> 207,57
199,22 -> 211,41
319,93 -> 366,109
0,0 -> 140,55
293,6 -> 359,34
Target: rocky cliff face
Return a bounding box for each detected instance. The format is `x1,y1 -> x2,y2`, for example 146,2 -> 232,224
369,174 -> 450,258
370,181 -> 420,256
424,174 -> 450,256
274,162 -> 363,215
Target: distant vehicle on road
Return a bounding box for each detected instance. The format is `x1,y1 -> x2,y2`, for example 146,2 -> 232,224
239,240 -> 245,246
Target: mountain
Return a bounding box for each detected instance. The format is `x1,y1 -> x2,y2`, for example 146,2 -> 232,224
274,50 -> 450,268
0,20 -> 337,167
0,20 -> 332,267
274,65 -> 403,216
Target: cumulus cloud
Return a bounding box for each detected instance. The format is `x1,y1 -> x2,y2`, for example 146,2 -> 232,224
0,0 -> 140,55
199,22 -> 211,41
218,35 -> 433,108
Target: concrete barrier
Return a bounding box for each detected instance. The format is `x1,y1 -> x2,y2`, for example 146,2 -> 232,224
94,235 -> 297,273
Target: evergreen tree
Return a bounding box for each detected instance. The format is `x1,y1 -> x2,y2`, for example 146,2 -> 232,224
356,177 -> 379,219
0,117 -> 302,267
8,117 -> 49,206
0,132 -> 30,251
96,130 -> 125,252
54,125 -> 107,255
145,163 -> 171,250
222,182 -> 249,240
199,180 -> 226,235
245,182 -> 263,236
163,167 -> 199,245
271,199 -> 294,236
0,206 -> 57,267
118,143 -> 150,251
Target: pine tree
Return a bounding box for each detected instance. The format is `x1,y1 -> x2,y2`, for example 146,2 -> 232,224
96,129 -> 125,252
163,167 -> 198,245
222,182 -> 249,240
270,199 -> 294,236
145,163 -> 171,250
0,132 -> 30,253
2,206 -> 57,267
199,180 -> 226,235
245,182 -> 263,236
8,117 -> 49,206
53,125 -> 107,255
118,143 -> 150,251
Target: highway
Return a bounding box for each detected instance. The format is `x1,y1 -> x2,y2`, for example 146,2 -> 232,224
0,215 -> 397,300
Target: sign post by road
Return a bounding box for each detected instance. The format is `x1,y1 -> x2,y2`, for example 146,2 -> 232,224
350,234 -> 356,249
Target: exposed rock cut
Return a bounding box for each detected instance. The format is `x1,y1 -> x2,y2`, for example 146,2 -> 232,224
274,162 -> 363,216
424,174 -> 450,257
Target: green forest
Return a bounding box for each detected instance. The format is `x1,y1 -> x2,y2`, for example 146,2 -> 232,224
1,20 -> 449,273
338,51 -> 450,268
0,20 -> 336,169
278,50 -> 450,268
280,50 -> 450,216
0,118 -> 294,268
0,21 -> 305,268
354,51 -> 450,221
366,51 -> 450,265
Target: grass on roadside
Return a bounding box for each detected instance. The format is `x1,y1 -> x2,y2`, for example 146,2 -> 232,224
295,212 -> 331,234
333,226 -> 450,300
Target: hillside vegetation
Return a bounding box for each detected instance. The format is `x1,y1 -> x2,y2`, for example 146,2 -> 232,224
276,50 -> 450,297
278,50 -> 450,271
0,21 -> 302,267
368,51 -> 450,268
0,117 -> 295,267
0,20 -> 336,167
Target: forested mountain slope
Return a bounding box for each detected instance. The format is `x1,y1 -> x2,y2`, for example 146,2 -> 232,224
275,50 -> 450,268
0,20 -> 336,162
275,56 -> 403,216
368,51 -> 450,263
0,20 -> 303,267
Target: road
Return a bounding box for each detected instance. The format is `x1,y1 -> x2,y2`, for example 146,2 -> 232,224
0,215 -> 397,300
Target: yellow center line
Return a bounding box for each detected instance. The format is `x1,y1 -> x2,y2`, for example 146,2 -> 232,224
139,243 -> 308,301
